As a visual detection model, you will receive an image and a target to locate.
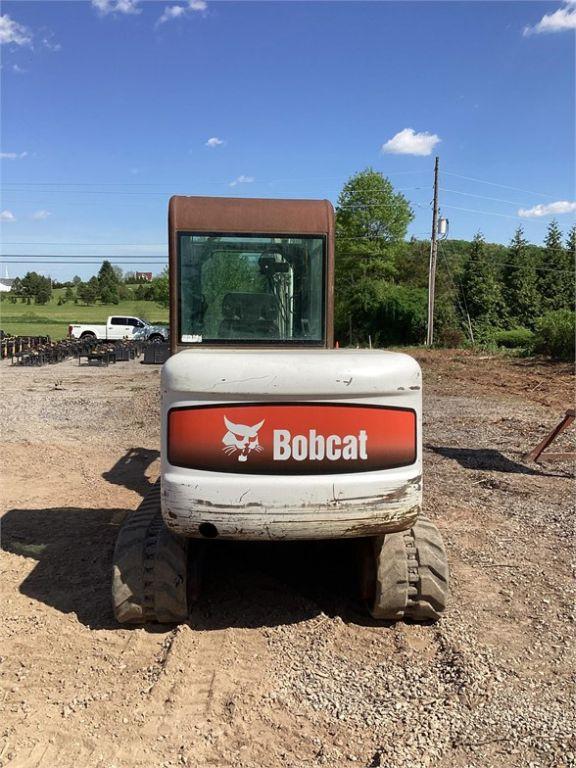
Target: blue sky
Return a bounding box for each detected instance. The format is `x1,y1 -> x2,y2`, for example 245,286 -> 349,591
1,0 -> 574,280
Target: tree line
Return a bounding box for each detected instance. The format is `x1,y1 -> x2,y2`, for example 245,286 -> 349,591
7,262 -> 168,307
4,169 -> 574,359
334,169 -> 574,358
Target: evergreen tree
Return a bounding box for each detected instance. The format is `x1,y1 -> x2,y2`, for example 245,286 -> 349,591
566,225 -> 576,256
461,232 -> 505,326
563,225 -> 576,310
20,271 -> 52,305
11,276 -> 23,301
78,276 -> 100,305
35,284 -> 51,305
503,227 -> 540,328
98,260 -> 120,304
538,220 -> 565,311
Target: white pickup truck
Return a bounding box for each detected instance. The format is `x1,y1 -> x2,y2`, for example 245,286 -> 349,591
68,315 -> 168,342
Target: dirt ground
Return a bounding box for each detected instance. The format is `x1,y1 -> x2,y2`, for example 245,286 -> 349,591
1,350 -> 574,768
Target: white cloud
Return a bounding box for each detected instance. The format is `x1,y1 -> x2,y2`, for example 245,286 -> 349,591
42,35 -> 62,52
518,201 -> 576,218
0,210 -> 16,222
382,128 -> 441,157
0,14 -> 32,46
157,0 -> 207,25
158,5 -> 186,23
524,0 -> 576,35
31,210 -> 51,220
229,175 -> 255,187
92,0 -> 141,16
205,136 -> 224,148
0,151 -> 27,159
0,14 -> 59,51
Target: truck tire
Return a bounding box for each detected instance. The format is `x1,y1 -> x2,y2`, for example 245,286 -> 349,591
365,517 -> 449,622
148,334 -> 164,343
112,483 -> 190,624
80,331 -> 96,340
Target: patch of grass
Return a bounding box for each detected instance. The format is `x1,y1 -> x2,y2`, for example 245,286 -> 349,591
0,293 -> 168,338
0,322 -> 71,340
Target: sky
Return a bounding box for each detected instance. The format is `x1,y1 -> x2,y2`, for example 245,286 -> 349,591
0,0 -> 574,281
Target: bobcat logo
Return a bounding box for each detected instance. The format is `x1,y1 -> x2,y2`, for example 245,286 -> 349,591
222,416 -> 265,462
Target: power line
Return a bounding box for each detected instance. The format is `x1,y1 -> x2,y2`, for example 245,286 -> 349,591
441,203 -> 544,222
2,169 -> 564,210
440,187 -> 534,207
1,185 -> 426,197
0,171 -> 429,188
0,233 -> 434,252
1,242 -> 168,247
0,260 -> 168,265
442,171 -> 557,200
1,186 -> 428,193
0,255 -> 167,260
0,235 -> 566,249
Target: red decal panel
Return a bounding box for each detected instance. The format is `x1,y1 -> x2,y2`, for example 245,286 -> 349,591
168,403 -> 417,475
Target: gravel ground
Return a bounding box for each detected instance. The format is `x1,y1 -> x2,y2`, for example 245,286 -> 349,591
0,350 -> 574,768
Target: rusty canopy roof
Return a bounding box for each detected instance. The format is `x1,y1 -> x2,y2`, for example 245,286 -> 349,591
169,195 -> 334,235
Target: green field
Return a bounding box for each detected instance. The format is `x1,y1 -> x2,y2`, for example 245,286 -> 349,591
0,289 -> 168,340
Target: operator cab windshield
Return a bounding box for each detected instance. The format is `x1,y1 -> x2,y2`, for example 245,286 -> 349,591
178,233 -> 325,344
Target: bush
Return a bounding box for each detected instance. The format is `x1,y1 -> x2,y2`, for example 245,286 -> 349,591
534,310 -> 575,361
374,285 -> 427,346
437,327 -> 465,348
492,327 -> 535,350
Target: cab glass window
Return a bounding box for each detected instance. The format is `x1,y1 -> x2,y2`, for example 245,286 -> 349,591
178,234 -> 325,344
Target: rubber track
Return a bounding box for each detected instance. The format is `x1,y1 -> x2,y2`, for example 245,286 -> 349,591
112,483 -> 189,624
369,516 -> 449,622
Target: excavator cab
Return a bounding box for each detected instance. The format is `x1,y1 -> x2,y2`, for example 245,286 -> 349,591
112,196 -> 449,624
169,196 -> 332,349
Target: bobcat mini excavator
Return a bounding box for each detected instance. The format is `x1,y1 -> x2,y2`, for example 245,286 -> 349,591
112,196 -> 449,623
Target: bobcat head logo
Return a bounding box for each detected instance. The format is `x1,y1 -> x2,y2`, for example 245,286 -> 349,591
222,416 -> 265,462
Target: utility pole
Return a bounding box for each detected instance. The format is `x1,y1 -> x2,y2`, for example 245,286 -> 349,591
426,155 -> 440,346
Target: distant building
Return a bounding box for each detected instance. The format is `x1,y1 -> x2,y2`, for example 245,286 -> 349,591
0,278 -> 14,293
136,272 -> 153,282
